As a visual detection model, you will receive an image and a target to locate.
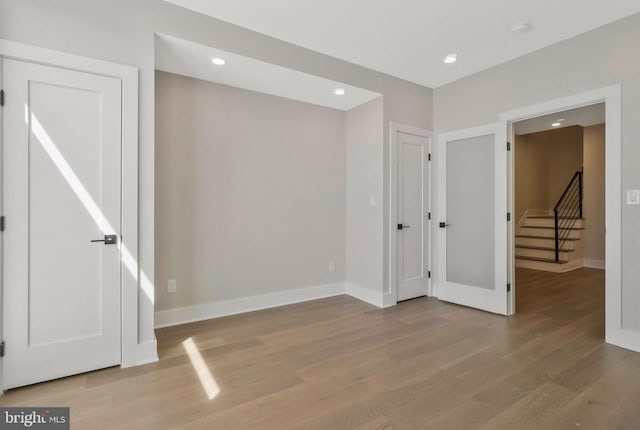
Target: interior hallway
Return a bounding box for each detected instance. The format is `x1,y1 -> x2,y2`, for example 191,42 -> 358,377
1,268 -> 639,429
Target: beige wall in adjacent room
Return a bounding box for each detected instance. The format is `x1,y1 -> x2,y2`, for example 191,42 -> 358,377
583,124 -> 606,265
515,126 -> 584,222
155,71 -> 346,310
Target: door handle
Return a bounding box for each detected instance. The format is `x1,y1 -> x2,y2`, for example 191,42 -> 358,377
397,224 -> 411,230
90,234 -> 118,245
439,222 -> 451,228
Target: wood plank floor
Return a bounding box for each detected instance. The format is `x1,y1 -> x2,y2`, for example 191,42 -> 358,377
3,267 -> 640,429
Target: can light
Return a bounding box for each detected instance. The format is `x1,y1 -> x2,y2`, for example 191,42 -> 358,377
211,58 -> 226,66
334,88 -> 346,96
444,54 -> 457,64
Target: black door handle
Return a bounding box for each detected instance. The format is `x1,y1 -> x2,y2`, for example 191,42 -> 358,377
439,222 -> 451,228
90,234 -> 118,245
397,224 -> 411,230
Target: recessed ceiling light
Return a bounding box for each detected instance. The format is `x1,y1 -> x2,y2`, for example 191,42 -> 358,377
510,22 -> 531,35
557,118 -> 565,122
444,54 -> 457,64
334,88 -> 346,96
211,58 -> 226,66
552,122 -> 561,127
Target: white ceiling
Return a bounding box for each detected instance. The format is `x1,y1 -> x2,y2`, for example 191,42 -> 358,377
155,34 -> 381,111
514,103 -> 605,135
163,0 -> 640,88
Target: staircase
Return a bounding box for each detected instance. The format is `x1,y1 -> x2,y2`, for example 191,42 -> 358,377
515,213 -> 585,272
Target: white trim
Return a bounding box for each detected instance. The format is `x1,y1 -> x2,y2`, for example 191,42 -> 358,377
435,123 -> 508,315
498,85 -> 629,351
583,259 -> 606,270
155,283 -> 346,328
346,283 -> 385,308
0,40 -> 158,377
389,122 -> 433,304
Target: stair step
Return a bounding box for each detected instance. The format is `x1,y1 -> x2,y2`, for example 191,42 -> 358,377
515,234 -> 578,241
518,227 -> 581,239
515,247 -> 571,261
516,256 -> 569,264
527,215 -> 585,219
522,217 -> 585,228
520,225 -> 584,230
515,245 -> 574,252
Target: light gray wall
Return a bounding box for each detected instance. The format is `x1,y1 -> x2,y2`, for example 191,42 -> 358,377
155,71 -> 345,309
434,13 -> 640,331
0,0 -> 432,334
583,124 -> 606,264
345,97 -> 384,295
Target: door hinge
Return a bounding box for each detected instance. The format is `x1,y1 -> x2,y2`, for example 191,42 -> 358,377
507,141 -> 511,151
0,89 -> 4,107
507,283 -> 511,292
0,216 -> 5,232
507,212 -> 511,222
428,271 -> 431,279
0,341 -> 5,358
428,212 -> 431,220
428,153 -> 432,161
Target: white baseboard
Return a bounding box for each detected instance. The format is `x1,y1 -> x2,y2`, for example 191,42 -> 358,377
346,283 -> 384,307
155,283 -> 346,328
583,259 -> 606,270
121,339 -> 159,368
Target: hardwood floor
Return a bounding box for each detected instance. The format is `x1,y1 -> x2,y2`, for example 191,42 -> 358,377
2,267 -> 640,429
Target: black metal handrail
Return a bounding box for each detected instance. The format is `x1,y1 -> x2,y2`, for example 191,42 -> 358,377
553,170 -> 583,261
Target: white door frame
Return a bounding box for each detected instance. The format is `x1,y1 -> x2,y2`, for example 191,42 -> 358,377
389,122 -> 432,304
498,85 -> 635,351
0,39 -> 151,389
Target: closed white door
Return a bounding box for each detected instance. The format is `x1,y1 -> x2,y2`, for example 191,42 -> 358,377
436,124 -> 507,315
396,131 -> 430,301
2,58 -> 122,389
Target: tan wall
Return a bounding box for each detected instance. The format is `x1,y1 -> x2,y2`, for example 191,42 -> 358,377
583,124 -> 606,265
515,126 -> 584,222
155,71 -> 346,310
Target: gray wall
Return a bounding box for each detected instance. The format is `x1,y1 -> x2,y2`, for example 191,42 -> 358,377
345,97 -> 384,296
155,71 -> 345,310
0,0 -> 432,335
434,13 -> 640,331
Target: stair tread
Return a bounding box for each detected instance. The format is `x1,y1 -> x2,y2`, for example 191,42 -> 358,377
515,234 -> 578,241
515,245 -> 574,252
515,256 -> 569,264
521,225 -> 584,230
527,215 -> 585,220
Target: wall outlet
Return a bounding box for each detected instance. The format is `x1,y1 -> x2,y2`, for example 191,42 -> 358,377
369,194 -> 377,207
328,261 -> 336,272
627,189 -> 640,205
167,279 -> 177,294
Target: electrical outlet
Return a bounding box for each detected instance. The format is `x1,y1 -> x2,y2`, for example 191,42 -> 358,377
627,189 -> 640,205
167,279 -> 177,294
328,261 -> 336,272
369,194 -> 377,207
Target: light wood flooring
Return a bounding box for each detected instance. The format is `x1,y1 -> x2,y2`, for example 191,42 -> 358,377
2,267 -> 640,429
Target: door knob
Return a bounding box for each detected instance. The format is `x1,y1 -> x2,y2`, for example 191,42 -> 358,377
90,234 -> 118,245
439,222 -> 451,228
397,224 -> 411,230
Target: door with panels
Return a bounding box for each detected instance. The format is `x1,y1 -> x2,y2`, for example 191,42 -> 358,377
2,58 -> 123,388
436,124 -> 508,314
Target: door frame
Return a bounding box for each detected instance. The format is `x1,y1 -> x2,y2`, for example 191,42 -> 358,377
498,85 -> 635,351
389,122 -> 432,304
0,39 -> 148,389
434,123 -> 508,315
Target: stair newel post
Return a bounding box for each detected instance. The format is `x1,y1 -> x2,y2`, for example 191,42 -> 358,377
554,209 -> 560,262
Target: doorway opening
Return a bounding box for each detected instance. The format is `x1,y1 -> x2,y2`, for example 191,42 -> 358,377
512,104 -> 605,334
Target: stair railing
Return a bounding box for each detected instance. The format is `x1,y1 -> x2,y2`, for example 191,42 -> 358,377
553,170 -> 583,261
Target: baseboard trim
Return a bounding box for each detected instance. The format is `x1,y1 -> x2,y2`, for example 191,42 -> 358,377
154,283 -> 346,328
346,283 -> 384,307
583,259 -> 606,270
122,339 -> 159,368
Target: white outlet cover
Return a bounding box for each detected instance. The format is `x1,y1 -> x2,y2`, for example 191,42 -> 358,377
168,279 -> 177,294
369,194 -> 377,207
328,261 -> 336,272
626,189 -> 640,205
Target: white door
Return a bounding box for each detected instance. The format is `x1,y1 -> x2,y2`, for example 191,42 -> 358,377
436,124 -> 507,315
396,131 -> 430,301
2,58 -> 122,389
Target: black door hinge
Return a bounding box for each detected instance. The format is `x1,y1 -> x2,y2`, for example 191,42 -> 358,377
0,341 -> 5,358
428,271 -> 431,279
507,141 -> 511,151
428,153 -> 432,161
507,283 -> 511,292
507,212 -> 511,222
0,90 -> 4,107
428,212 -> 431,220
0,216 -> 5,232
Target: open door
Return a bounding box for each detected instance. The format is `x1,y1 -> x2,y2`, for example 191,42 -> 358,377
436,124 -> 507,315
